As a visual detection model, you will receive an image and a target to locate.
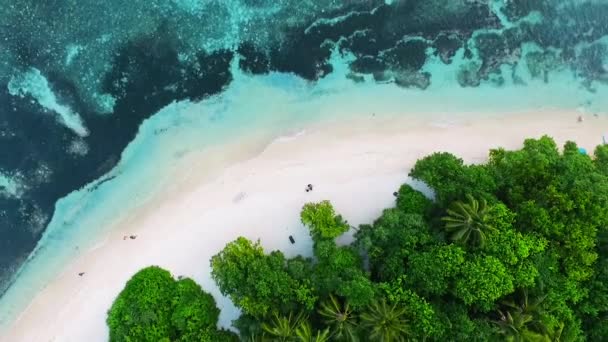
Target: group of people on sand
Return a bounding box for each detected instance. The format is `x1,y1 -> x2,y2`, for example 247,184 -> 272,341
305,184 -> 314,192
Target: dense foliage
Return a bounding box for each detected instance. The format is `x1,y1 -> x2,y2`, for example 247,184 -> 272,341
107,266 -> 237,341
108,136 -> 608,341
211,237 -> 317,317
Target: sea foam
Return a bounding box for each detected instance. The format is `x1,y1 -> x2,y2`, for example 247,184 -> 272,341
7,68 -> 89,137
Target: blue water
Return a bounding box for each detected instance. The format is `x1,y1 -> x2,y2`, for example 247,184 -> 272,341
1,0 -> 608,327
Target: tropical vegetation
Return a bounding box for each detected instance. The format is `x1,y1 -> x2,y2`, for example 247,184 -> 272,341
106,266 -> 238,341
108,136 -> 608,341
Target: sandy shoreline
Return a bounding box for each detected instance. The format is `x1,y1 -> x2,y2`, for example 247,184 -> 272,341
3,109 -> 608,341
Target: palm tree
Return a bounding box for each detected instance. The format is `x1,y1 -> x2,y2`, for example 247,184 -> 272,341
359,299 -> 410,342
245,334 -> 267,342
441,194 -> 497,248
295,321 -> 331,342
261,312 -> 307,342
494,289 -> 551,342
494,309 -> 536,341
317,295 -> 358,341
545,322 -> 564,342
502,290 -> 548,333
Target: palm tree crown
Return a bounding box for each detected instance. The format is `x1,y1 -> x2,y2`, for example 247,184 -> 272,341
318,295 -> 358,341
493,289 -> 555,342
442,194 -> 497,248
295,321 -> 331,342
359,299 -> 410,342
261,312 -> 307,342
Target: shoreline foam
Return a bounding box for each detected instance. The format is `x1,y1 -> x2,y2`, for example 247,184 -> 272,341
2,108 -> 607,341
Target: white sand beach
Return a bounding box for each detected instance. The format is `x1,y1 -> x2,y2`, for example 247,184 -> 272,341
3,109 -> 608,341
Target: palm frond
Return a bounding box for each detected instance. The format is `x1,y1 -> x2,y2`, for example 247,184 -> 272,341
442,195 -> 495,248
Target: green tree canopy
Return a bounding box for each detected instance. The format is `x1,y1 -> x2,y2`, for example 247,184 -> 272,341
171,278 -> 220,339
409,152 -> 496,205
301,201 -> 349,241
404,244 -> 465,296
489,137 -> 608,320
434,302 -> 496,341
454,255 -> 515,311
108,136 -> 608,342
107,266 -> 176,341
211,237 -> 316,317
107,266 -> 236,342
594,144 -> 608,175
379,276 -> 440,339
395,183 -> 432,215
355,209 -> 433,282
312,239 -> 374,308
484,229 -> 546,289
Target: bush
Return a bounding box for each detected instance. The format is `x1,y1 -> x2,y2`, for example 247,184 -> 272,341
107,266 -> 176,342
107,266 -> 231,342
301,201 -> 349,240
395,184 -> 432,215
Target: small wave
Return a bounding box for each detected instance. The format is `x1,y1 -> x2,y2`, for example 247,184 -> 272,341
274,130 -> 307,143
